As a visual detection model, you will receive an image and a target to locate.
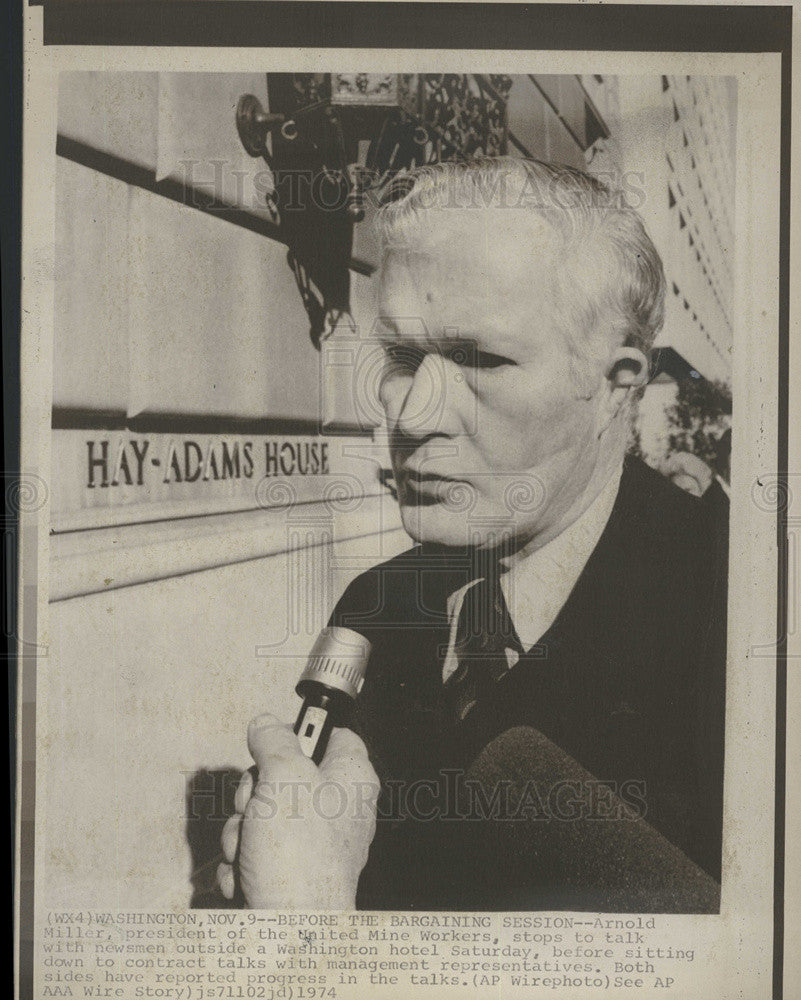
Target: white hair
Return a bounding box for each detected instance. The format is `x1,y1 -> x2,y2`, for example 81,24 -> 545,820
376,157 -> 666,394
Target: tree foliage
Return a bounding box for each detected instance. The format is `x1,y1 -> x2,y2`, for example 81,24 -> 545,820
664,377 -> 731,469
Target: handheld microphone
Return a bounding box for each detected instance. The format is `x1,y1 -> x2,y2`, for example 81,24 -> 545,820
293,627 -> 372,764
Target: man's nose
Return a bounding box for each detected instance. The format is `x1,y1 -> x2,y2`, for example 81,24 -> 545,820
390,352 -> 461,439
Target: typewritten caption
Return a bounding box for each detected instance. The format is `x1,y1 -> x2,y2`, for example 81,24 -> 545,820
39,911 -> 697,997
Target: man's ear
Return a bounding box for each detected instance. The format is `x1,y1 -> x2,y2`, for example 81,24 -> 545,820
596,346 -> 650,433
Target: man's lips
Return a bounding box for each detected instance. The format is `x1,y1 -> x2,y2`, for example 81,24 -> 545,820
400,468 -> 462,485
398,468 -> 470,502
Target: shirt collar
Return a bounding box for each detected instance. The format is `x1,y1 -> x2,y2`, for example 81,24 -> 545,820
499,464 -> 623,651
442,465 -> 623,681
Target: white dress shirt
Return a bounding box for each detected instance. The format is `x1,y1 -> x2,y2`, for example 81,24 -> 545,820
442,465 -> 623,682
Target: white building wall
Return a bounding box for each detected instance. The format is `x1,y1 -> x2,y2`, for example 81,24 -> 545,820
46,72 -> 408,909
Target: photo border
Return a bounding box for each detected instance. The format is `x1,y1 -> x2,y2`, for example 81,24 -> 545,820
8,5 -> 793,999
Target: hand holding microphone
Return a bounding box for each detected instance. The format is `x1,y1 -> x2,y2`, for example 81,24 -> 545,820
217,629 -> 378,909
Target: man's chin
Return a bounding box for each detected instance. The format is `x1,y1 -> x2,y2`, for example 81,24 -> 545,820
397,500 -> 514,550
399,510 -> 468,548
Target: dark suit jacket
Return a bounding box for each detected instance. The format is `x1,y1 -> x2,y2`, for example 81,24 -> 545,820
329,456 -> 728,912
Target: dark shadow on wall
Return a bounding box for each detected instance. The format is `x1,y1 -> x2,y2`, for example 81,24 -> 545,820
185,767 -> 248,908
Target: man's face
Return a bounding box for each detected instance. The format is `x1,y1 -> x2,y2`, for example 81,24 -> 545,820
375,207 -> 609,551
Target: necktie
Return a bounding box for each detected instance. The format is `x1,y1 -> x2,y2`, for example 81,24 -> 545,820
445,571 -> 524,721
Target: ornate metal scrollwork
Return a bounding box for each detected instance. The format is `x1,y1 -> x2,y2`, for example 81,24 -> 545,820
236,74 -> 511,349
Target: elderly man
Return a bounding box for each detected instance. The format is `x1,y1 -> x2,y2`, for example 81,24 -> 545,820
218,158 -> 727,913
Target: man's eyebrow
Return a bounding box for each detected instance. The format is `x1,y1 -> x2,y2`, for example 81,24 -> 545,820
438,333 -> 499,353
375,317 -> 439,344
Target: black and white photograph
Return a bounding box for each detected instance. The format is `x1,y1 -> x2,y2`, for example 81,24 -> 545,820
10,5 -> 795,998
49,68 -> 734,914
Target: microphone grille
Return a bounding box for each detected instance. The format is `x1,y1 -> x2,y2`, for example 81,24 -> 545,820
297,627 -> 372,700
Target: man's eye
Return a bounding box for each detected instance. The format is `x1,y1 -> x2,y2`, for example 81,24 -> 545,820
383,343 -> 514,373
474,350 -> 514,369
443,346 -> 513,369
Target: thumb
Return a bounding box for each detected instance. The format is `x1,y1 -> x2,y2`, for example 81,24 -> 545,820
247,713 -> 307,776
